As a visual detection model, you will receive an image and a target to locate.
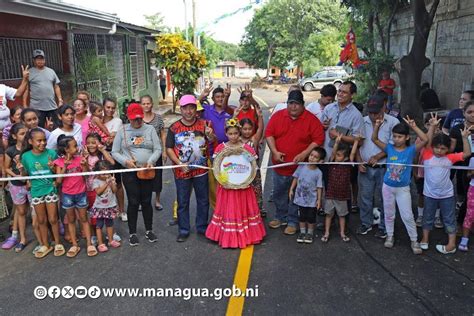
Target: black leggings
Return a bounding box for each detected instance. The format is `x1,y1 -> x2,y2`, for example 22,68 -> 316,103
153,156 -> 163,193
122,172 -> 154,234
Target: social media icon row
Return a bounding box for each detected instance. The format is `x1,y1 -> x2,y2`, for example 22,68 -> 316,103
34,286 -> 101,299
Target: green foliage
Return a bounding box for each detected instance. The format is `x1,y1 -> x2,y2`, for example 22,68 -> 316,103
217,41 -> 240,61
154,33 -> 207,99
144,12 -> 170,32
342,0 -> 408,55
240,0 -> 348,72
302,58 -> 321,77
178,26 -> 241,70
303,28 -> 346,68
72,50 -> 119,100
353,52 -> 396,103
239,3 -> 282,70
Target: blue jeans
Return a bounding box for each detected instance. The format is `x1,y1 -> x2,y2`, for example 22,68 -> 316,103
175,174 -> 209,235
358,167 -> 385,230
272,172 -> 298,227
423,196 -> 456,234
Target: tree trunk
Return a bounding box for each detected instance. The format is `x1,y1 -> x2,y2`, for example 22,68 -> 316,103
172,85 -> 176,114
398,0 -> 440,123
374,13 -> 386,53
386,1 -> 400,55
367,13 -> 375,54
265,44 -> 274,78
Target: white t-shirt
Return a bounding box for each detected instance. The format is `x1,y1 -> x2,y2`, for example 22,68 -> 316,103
105,117 -> 123,133
0,84 -> 17,101
0,84 -> 15,130
47,123 -> 83,150
92,178 -> 117,208
306,101 -> 323,120
422,148 -> 464,199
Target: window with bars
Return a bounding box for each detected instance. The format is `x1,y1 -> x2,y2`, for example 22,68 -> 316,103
130,54 -> 138,96
136,38 -> 146,90
72,33 -> 127,99
0,37 -> 62,80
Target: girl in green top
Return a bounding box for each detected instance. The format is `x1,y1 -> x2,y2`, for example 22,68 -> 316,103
20,128 -> 65,259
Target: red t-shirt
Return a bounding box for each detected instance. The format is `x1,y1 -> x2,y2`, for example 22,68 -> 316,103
236,108 -> 258,132
265,109 -> 325,176
166,119 -> 211,180
378,78 -> 396,95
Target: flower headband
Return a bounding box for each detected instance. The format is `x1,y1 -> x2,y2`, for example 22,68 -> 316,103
226,118 -> 241,129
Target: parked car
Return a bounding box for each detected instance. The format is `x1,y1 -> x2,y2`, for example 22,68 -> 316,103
299,68 -> 351,91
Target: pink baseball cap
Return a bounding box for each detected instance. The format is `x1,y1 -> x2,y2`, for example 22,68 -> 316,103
179,94 -> 197,107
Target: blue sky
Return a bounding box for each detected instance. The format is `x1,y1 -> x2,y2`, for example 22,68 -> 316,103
68,0 -> 259,44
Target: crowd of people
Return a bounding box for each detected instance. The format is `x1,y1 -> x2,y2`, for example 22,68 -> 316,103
0,49 -> 474,259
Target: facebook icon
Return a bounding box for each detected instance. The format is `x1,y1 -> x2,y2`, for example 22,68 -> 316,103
48,286 -> 61,299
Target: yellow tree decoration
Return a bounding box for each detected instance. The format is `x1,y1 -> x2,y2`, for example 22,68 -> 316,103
154,34 -> 207,101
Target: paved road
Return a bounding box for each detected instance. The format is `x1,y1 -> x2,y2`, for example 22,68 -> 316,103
0,82 -> 473,315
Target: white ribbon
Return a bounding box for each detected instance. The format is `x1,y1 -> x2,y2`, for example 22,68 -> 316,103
3,161 -> 473,183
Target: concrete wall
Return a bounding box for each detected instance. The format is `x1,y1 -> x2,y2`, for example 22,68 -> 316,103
390,0 -> 474,109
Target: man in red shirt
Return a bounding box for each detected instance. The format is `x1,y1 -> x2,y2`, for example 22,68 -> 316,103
377,71 -> 396,109
265,90 -> 325,235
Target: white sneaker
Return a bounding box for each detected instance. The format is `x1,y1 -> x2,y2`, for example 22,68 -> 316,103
434,217 -> 443,229
415,216 -> 423,227
120,213 -> 128,222
384,236 -> 394,248
411,241 -> 422,255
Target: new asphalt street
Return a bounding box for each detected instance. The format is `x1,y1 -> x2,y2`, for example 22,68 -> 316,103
0,80 -> 473,315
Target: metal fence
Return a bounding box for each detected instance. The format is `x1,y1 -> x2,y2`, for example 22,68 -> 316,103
72,33 -> 133,99
0,37 -> 62,80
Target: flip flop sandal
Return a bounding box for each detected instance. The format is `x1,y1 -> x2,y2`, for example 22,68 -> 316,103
54,244 -> 66,256
15,242 -> 27,253
35,246 -> 53,259
66,246 -> 81,258
341,235 -> 351,242
436,245 -> 456,255
321,235 -> 329,243
87,245 -> 98,257
155,204 -> 164,211
458,244 -> 468,252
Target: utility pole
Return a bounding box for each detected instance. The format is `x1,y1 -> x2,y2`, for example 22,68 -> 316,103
192,0 -> 197,47
184,0 -> 189,41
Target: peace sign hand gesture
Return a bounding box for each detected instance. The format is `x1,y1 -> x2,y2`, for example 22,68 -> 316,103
461,125 -> 473,138
224,83 -> 231,98
428,112 -> 441,127
402,115 -> 417,129
21,65 -> 29,80
200,83 -> 214,100
45,117 -> 54,131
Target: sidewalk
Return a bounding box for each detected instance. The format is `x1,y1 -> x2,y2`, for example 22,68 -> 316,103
155,99 -> 175,117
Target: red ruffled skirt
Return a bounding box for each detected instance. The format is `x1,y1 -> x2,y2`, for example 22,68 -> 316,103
206,185 -> 266,249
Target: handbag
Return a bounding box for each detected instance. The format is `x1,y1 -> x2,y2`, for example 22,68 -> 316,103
122,127 -> 156,180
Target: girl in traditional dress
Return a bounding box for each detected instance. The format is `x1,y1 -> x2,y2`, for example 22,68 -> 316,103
205,118 -> 266,248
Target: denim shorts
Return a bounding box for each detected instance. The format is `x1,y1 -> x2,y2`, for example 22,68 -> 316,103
61,192 -> 88,209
